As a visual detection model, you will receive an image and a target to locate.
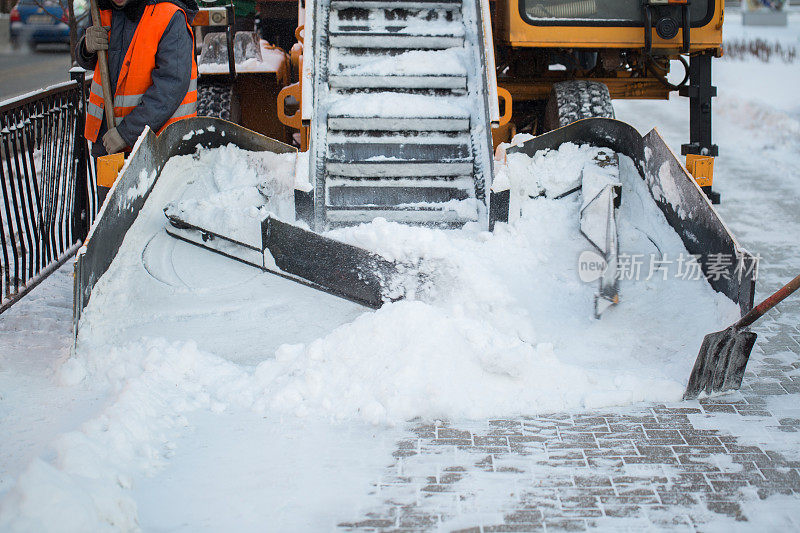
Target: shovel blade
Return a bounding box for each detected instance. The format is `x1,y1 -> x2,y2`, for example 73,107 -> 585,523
684,327 -> 758,400
263,217 -> 397,309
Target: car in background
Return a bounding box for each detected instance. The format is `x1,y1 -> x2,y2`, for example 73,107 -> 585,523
9,0 -> 89,49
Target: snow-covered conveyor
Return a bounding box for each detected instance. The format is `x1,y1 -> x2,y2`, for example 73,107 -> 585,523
304,0 -> 495,229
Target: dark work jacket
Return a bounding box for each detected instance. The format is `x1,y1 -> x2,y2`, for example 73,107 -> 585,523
76,0 -> 198,156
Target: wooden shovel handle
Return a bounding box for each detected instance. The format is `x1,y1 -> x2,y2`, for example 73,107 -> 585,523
89,0 -> 116,130
736,273 -> 800,330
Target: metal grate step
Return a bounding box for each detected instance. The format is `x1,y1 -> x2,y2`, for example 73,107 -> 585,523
326,132 -> 471,145
332,0 -> 461,7
325,205 -> 478,225
327,161 -> 473,177
327,116 -> 470,132
328,74 -> 467,90
326,183 -> 472,206
329,32 -> 464,49
327,141 -> 471,161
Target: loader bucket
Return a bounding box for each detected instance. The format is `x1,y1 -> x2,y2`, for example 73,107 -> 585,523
503,117 -> 757,316
73,118 -> 294,335
73,117 -> 415,340
502,117 -> 758,396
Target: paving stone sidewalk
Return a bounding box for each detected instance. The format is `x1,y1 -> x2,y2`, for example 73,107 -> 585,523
338,214 -> 800,531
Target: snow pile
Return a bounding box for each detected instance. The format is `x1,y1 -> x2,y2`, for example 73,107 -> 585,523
502,142 -> 610,224
1,338 -> 251,532
72,140 -> 740,427
505,141 -> 599,199
261,300 -> 686,423
270,147 -> 739,422
163,144 -> 296,245
0,138 -> 743,531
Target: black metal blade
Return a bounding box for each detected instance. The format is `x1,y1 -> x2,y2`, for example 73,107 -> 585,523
684,327 -> 758,400
262,217 -> 398,309
164,212 -> 406,309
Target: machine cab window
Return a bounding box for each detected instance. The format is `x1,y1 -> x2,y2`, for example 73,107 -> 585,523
521,0 -> 715,27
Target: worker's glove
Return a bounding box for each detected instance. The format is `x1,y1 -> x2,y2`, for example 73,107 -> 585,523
84,25 -> 110,54
102,127 -> 127,155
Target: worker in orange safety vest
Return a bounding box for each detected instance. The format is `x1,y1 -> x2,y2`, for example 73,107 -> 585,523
76,0 -> 198,159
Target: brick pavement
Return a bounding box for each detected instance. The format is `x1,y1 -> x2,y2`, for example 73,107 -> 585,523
338,244 -> 800,531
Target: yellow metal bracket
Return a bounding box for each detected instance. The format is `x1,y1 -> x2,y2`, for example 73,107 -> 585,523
497,86 -> 513,127
97,152 -> 125,189
685,154 -> 714,188
277,82 -> 303,131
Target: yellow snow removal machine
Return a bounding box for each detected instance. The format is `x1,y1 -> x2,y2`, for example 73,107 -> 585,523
76,0 -> 758,396
493,0 -> 723,200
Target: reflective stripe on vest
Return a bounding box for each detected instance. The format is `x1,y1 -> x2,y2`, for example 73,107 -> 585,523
84,4 -> 198,143
92,78 -> 198,110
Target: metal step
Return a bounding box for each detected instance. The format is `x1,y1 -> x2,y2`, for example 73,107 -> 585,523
329,20 -> 465,34
327,161 -> 473,177
325,205 -> 478,225
327,141 -> 470,161
330,48 -> 469,78
326,132 -> 471,145
334,25 -> 462,33
326,175 -> 475,187
332,14 -> 462,28
329,32 -> 463,49
326,183 -> 472,206
327,116 -> 470,132
328,74 -> 467,90
331,0 -> 461,8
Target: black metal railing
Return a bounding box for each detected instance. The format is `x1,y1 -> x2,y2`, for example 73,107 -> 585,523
0,70 -> 98,313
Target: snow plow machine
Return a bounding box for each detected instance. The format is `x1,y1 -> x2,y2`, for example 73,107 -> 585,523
74,0 -> 759,398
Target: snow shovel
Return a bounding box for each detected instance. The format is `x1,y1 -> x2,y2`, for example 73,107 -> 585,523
684,273 -> 800,399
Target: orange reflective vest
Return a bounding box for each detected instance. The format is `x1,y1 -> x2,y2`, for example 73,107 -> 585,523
84,3 -> 198,143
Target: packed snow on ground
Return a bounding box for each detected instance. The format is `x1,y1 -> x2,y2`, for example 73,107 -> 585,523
0,135 -> 739,531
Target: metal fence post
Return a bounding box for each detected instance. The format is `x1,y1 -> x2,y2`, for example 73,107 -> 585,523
70,68 -> 90,241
